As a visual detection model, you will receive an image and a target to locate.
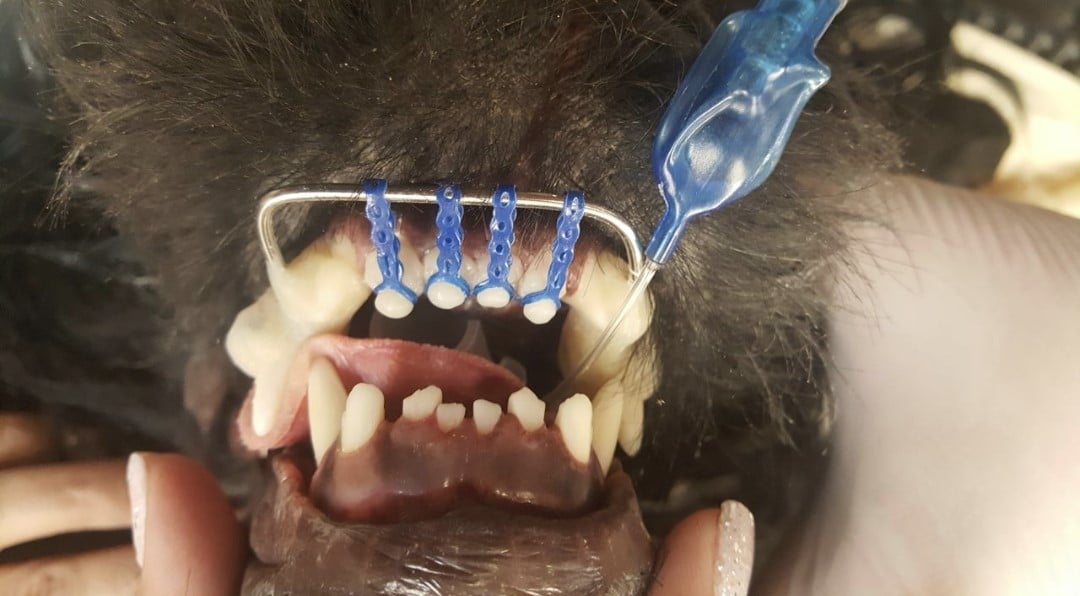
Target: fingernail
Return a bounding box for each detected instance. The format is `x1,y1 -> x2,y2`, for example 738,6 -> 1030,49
127,452 -> 147,568
715,500 -> 754,596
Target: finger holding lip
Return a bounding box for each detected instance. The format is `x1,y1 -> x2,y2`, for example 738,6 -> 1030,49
0,546 -> 138,596
0,460 -> 130,551
650,501 -> 755,596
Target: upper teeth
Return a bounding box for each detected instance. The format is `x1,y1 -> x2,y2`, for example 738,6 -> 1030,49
268,235 -> 371,335
226,230 -> 657,464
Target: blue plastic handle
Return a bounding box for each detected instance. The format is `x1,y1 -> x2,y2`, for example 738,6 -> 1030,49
647,0 -> 844,264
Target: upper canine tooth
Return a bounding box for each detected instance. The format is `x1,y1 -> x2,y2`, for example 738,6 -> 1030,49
559,251 -> 655,392
401,385 -> 442,421
267,235 -> 371,335
472,399 -> 502,434
224,291 -> 294,378
251,351 -> 294,436
435,403 -> 466,432
341,383 -> 384,452
618,391 -> 644,456
306,357 -> 347,464
591,381 -> 625,474
555,393 -> 593,465
507,387 -> 545,432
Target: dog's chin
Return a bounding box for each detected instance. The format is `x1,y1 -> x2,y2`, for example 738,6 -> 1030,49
241,450 -> 652,594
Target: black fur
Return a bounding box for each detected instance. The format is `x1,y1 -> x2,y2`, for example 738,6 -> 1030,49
7,0 -> 901,548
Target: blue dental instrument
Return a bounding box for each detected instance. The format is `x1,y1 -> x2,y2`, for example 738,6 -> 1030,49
554,0 -> 845,391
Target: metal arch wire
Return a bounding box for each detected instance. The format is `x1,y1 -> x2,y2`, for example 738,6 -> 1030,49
256,184 -> 646,274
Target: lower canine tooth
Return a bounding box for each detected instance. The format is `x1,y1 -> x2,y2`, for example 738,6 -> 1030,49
402,386 -> 442,421
591,382 -> 625,474
306,357 -> 347,465
436,403 -> 466,431
507,387 -> 545,432
341,383 -> 384,452
472,399 -> 501,434
555,393 -> 593,465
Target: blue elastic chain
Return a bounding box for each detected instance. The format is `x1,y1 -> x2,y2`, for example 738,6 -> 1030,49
647,0 -> 843,264
426,184 -> 470,296
363,178 -> 417,303
473,185 -> 517,299
522,191 -> 584,310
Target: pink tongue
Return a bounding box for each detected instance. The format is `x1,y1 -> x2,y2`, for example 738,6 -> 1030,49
237,337 -> 526,453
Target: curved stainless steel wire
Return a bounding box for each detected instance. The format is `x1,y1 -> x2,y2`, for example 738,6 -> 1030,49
256,184 -> 645,274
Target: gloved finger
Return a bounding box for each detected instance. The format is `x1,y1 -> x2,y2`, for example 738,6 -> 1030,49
129,453 -> 245,596
0,414 -> 58,468
649,501 -> 754,596
0,545 -> 138,596
0,460 -> 129,551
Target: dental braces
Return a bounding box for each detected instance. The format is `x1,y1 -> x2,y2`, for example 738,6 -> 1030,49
255,0 -> 843,395
258,183 -> 646,394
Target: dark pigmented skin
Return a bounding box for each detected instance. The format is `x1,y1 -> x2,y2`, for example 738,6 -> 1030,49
247,454 -> 653,596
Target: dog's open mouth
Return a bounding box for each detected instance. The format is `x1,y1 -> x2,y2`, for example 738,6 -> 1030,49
226,208 -> 658,593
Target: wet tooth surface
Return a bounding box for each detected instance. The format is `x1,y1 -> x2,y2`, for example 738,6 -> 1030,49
340,383 -> 384,452
555,393 -> 593,465
373,290 -> 415,319
590,381 -> 624,474
435,403 -> 466,432
523,298 -> 559,325
306,357 -> 347,465
507,387 -> 545,432
476,286 -> 512,308
427,281 -> 467,310
251,352 -> 293,436
224,291 -> 293,378
558,251 -> 656,397
472,399 -> 501,435
268,235 -> 371,335
517,253 -> 553,297
401,385 -> 442,421
364,241 -> 425,319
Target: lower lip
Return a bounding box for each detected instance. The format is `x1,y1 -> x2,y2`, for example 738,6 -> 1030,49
242,450 -> 654,594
